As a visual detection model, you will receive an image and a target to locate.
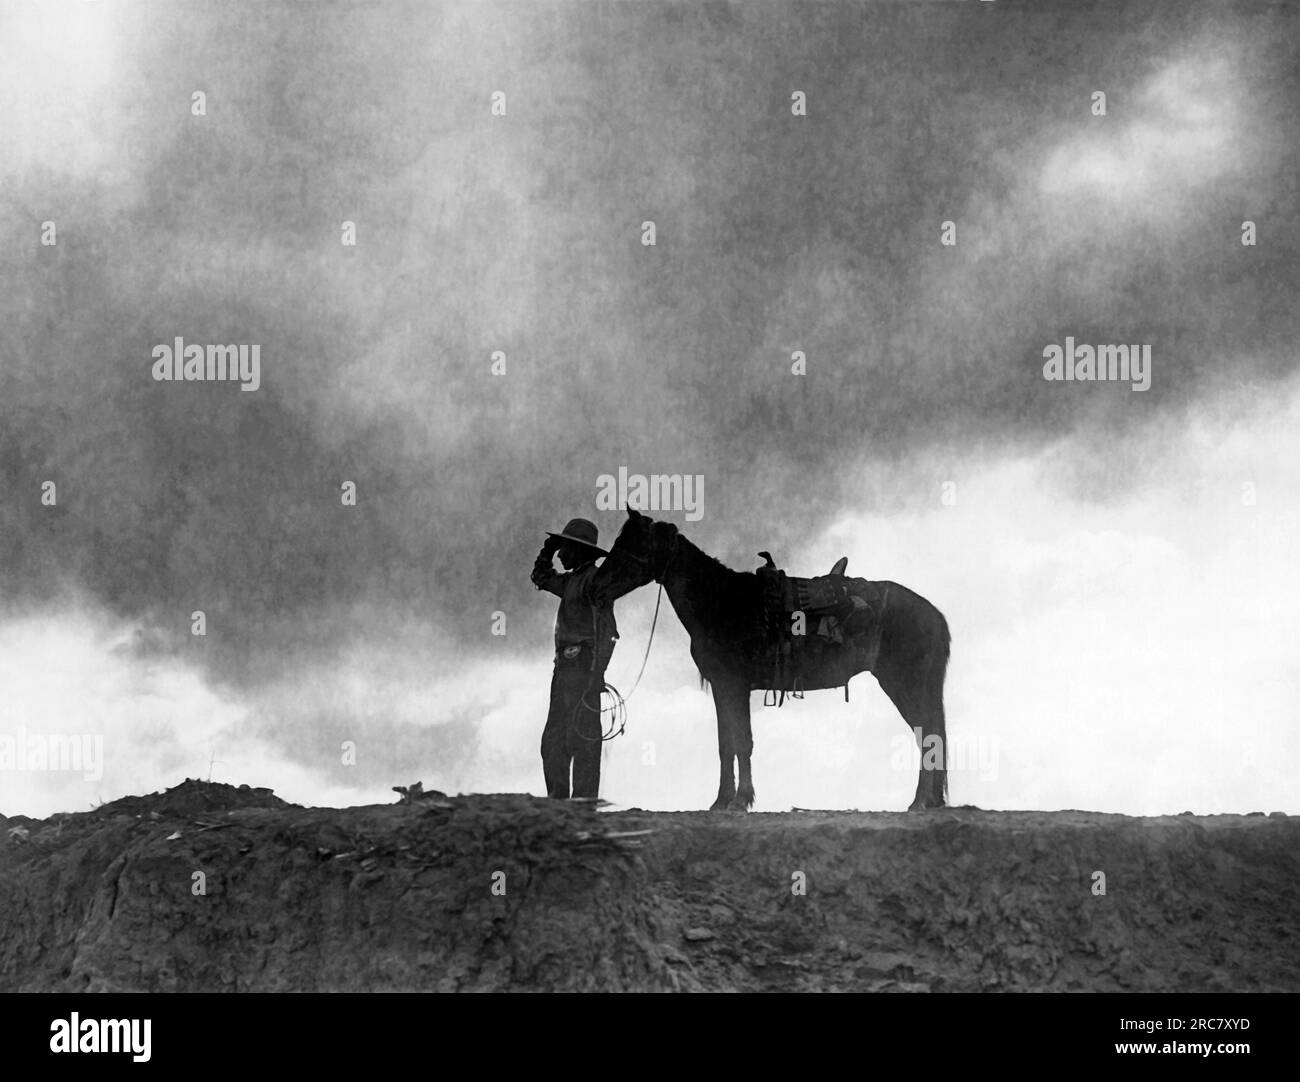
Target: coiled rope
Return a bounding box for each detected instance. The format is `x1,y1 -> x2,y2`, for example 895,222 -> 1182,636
572,567 -> 669,742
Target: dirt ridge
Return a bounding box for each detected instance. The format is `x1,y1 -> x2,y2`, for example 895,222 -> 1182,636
1,781 -> 1296,991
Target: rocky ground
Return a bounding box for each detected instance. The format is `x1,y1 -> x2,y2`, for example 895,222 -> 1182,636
1,780 -> 1296,991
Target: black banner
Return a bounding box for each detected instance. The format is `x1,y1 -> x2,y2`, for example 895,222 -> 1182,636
2,992 -> 1287,1070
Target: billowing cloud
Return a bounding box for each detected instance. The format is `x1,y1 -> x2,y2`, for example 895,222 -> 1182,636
2,2 -> 1297,814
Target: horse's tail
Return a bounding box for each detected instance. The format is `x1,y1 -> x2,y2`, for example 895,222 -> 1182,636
933,613 -> 951,805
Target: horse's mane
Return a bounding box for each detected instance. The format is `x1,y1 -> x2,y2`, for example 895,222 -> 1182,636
677,531 -> 750,581
661,526 -> 762,619
615,516 -> 752,581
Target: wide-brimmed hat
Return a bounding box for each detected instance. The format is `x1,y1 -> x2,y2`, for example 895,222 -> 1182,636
547,517 -> 607,556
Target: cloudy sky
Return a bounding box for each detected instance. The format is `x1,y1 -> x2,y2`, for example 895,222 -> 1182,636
2,0 -> 1297,818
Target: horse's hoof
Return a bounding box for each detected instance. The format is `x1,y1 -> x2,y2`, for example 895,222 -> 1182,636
726,796 -> 750,813
709,797 -> 734,812
907,799 -> 944,811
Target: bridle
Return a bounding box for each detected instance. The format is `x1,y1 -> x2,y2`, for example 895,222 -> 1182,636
613,527 -> 678,586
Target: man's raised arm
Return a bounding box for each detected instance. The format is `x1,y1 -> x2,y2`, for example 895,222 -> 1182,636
530,536 -> 567,596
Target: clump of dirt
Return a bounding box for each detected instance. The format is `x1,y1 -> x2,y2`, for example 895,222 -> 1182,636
0,781 -> 1296,991
95,778 -> 292,820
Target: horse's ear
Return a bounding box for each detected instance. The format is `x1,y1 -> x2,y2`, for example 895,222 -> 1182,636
626,507 -> 643,522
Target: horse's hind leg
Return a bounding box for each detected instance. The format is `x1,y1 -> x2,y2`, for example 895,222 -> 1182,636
908,688 -> 948,810
876,662 -> 948,811
731,691 -> 755,811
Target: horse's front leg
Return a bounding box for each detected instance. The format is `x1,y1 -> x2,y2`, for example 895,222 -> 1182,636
710,680 -> 755,811
709,681 -> 738,810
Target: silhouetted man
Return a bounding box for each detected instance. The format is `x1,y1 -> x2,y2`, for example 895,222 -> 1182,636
531,518 -> 627,800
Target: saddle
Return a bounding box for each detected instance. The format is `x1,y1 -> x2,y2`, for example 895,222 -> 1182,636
753,552 -> 878,705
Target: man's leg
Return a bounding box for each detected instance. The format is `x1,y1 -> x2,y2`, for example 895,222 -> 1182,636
540,666 -> 572,799
570,674 -> 603,800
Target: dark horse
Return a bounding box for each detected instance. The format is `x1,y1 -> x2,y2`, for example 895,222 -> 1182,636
607,509 -> 951,811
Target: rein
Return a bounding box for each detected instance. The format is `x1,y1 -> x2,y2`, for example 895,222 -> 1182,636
622,533 -> 676,699
573,532 -> 678,741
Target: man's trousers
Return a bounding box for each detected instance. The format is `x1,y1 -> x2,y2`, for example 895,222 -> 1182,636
541,643 -> 603,799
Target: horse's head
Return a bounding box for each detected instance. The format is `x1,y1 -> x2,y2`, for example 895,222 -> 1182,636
607,508 -> 680,588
